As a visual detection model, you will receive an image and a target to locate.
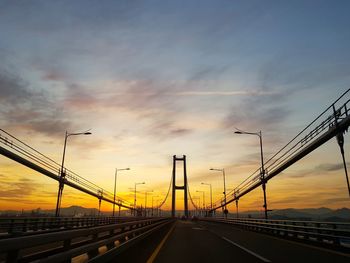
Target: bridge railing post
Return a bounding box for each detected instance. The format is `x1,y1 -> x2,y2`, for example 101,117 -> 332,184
6,249 -> 19,263
22,218 -> 27,233
87,234 -> 100,259
332,223 -> 341,245
316,222 -> 322,242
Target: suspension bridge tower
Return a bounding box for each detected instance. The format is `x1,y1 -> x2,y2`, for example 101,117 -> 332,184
171,155 -> 189,218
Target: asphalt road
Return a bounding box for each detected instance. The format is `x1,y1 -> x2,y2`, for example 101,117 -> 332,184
151,220 -> 350,263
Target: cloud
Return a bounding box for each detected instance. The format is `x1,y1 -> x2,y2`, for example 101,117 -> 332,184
42,68 -> 69,82
287,162 -> 348,179
223,91 -> 290,138
64,80 -> 171,111
169,128 -> 192,136
221,44 -> 350,147
268,186 -> 349,209
323,197 -> 350,204
315,163 -> 345,172
176,90 -> 278,96
0,67 -> 73,137
63,80 -> 195,139
0,69 -> 31,103
258,55 -> 350,92
0,176 -> 40,199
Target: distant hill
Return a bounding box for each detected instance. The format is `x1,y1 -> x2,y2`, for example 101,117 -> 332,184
321,208 -> 350,221
0,206 -> 101,217
236,207 -> 350,222
297,207 -> 332,215
1,206 -> 349,222
43,206 -> 100,216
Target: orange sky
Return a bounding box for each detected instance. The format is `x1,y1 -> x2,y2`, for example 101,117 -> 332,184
1,1 -> 350,214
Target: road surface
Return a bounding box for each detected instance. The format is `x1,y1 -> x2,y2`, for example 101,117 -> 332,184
153,220 -> 350,263
113,219 -> 350,263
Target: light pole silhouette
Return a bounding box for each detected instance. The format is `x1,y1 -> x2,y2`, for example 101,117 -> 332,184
145,190 -> 153,217
151,195 -> 158,216
55,130 -> 91,217
210,168 -> 227,217
235,128 -> 268,219
134,182 -> 145,216
113,168 -> 130,216
196,190 -> 205,210
201,182 -> 212,210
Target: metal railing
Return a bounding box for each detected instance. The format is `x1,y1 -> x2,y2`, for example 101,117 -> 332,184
212,89 -> 350,210
201,217 -> 350,249
0,218 -> 174,263
0,128 -> 134,210
0,216 -> 149,238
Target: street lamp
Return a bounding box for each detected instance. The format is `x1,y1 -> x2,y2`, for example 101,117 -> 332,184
113,168 -> 130,216
201,182 -> 212,210
55,130 -> 91,217
234,191 -> 239,218
196,190 -> 205,210
192,196 -> 200,216
210,168 -> 227,216
234,128 -> 268,219
151,195 -> 158,216
134,182 -> 145,216
145,190 -> 153,217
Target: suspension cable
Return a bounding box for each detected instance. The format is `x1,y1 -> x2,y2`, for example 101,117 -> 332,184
156,175 -> 172,208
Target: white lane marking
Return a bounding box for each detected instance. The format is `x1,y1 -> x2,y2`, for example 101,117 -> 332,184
221,236 -> 271,263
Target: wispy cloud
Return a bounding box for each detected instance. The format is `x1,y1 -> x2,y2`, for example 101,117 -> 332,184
176,90 -> 278,96
62,80 -> 196,139
287,162 -> 348,179
316,163 -> 346,172
0,67 -> 74,137
223,92 -> 290,139
0,175 -> 43,199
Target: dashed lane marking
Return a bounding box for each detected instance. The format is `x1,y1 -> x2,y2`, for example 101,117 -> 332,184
221,236 -> 272,262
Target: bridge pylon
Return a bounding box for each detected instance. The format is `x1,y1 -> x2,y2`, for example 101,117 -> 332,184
171,155 -> 189,218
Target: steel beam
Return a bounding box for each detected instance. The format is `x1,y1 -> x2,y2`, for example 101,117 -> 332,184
0,145 -> 133,210
211,114 -> 350,212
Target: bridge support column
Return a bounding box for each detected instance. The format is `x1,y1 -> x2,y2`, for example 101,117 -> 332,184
171,155 -> 189,218
261,169 -> 268,220
98,198 -> 102,216
55,169 -> 66,217
98,190 -> 103,216
235,198 -> 239,218
333,105 -> 350,197
336,132 -> 350,196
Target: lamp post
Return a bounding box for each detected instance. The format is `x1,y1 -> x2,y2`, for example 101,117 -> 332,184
97,189 -> 103,216
201,182 -> 212,210
157,200 -> 161,217
151,195 -> 158,216
192,196 -> 200,216
234,191 -> 239,218
336,132 -> 350,197
134,182 -> 145,216
196,190 -> 205,211
210,168 -> 227,216
55,130 -> 91,217
113,168 -> 130,216
234,128 -> 268,219
145,190 -> 153,217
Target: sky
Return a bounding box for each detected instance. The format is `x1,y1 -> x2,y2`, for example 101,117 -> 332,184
0,0 -> 350,214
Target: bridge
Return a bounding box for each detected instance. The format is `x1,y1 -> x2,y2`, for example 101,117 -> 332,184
0,89 -> 350,262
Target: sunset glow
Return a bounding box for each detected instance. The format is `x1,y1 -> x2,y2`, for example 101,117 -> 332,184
1,1 -> 350,214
